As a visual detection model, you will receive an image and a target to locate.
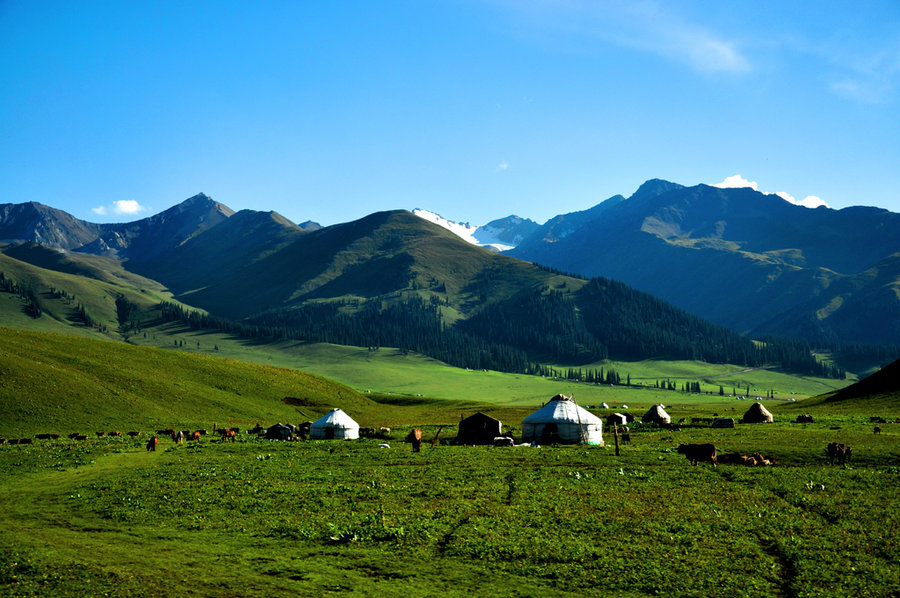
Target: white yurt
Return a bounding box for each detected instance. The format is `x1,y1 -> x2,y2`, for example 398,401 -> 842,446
522,394 -> 604,445
310,408 -> 360,440
642,404 -> 671,425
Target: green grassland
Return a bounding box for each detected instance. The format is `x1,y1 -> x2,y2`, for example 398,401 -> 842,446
128,321 -> 852,408
0,421 -> 898,597
2,327 -> 899,596
0,327 -> 507,438
0,248 -> 189,341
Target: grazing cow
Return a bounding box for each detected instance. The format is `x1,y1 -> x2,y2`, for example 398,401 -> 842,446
75,435 -> 87,441
127,431 -> 141,437
157,429 -> 175,436
677,443 -> 718,467
96,431 -> 106,437
359,427 -> 376,438
68,432 -> 81,439
108,431 -> 121,437
173,430 -> 184,443
0,438 -> 6,445
406,428 -> 422,452
146,436 -> 159,451
35,433 -> 57,440
874,426 -> 882,435
493,436 -> 515,447
794,414 -> 814,423
826,442 -> 852,465
222,429 -> 236,442
181,430 -> 192,438
870,416 -> 887,424
379,427 -> 391,436
191,431 -> 201,442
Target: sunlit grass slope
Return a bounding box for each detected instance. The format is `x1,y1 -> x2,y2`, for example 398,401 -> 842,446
0,246 -> 182,339
0,327 -> 383,437
129,321 -> 852,408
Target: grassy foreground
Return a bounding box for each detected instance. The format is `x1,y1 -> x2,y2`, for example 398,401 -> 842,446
3,326 -> 898,596
1,421 -> 898,597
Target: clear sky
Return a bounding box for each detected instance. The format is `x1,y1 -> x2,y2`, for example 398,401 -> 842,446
2,1 -> 899,226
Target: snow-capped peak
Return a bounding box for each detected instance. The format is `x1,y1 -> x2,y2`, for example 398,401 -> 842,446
412,209 -> 516,252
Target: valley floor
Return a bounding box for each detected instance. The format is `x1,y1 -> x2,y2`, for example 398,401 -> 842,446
1,421 -> 898,597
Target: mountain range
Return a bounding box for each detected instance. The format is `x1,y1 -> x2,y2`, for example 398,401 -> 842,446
0,180 -> 897,374
416,180 -> 900,347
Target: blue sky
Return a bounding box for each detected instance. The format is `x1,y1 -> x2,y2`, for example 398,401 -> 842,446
2,1 -> 899,226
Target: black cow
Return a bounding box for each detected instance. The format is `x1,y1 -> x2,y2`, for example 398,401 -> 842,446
826,442 -> 852,465
677,443 -> 717,467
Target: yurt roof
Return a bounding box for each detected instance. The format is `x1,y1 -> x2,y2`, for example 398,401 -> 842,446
311,408 -> 360,429
522,395 -> 603,425
643,404 -> 670,419
461,412 -> 502,425
743,403 -> 773,418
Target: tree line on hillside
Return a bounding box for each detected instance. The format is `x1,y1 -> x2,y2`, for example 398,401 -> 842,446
158,284 -> 844,379
0,271 -> 42,318
159,298 -> 533,372
460,279 -> 846,378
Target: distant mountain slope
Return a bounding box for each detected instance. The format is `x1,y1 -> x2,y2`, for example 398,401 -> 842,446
0,194 -> 234,261
144,209 -> 556,320
141,209 -> 840,377
0,193 -> 859,376
508,180 -> 900,345
0,202 -> 102,250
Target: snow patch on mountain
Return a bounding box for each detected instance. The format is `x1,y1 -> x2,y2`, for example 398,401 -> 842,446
412,209 -> 515,251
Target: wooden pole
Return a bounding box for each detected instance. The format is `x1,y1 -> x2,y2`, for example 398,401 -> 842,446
613,423 -> 620,456
431,425 -> 444,449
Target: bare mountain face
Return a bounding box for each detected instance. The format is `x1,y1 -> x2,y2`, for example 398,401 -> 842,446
0,194 -> 234,261
507,180 -> 900,345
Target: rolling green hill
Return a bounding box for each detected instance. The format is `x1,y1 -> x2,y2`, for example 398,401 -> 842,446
0,244 -> 181,339
0,327 -> 432,437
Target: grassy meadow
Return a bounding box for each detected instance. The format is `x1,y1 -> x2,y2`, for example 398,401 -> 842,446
128,321 -> 852,408
2,326 -> 898,596
0,420 -> 898,597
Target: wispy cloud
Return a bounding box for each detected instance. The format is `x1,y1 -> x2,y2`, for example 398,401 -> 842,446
828,46 -> 900,104
496,161 -> 509,171
91,200 -> 148,217
495,0 -> 750,74
713,174 -> 829,209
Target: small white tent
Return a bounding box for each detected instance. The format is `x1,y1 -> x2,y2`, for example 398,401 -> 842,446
642,404 -> 671,425
522,394 -> 604,445
310,408 -> 360,440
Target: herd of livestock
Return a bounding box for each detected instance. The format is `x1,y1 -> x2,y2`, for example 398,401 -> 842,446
0,421 -> 872,469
